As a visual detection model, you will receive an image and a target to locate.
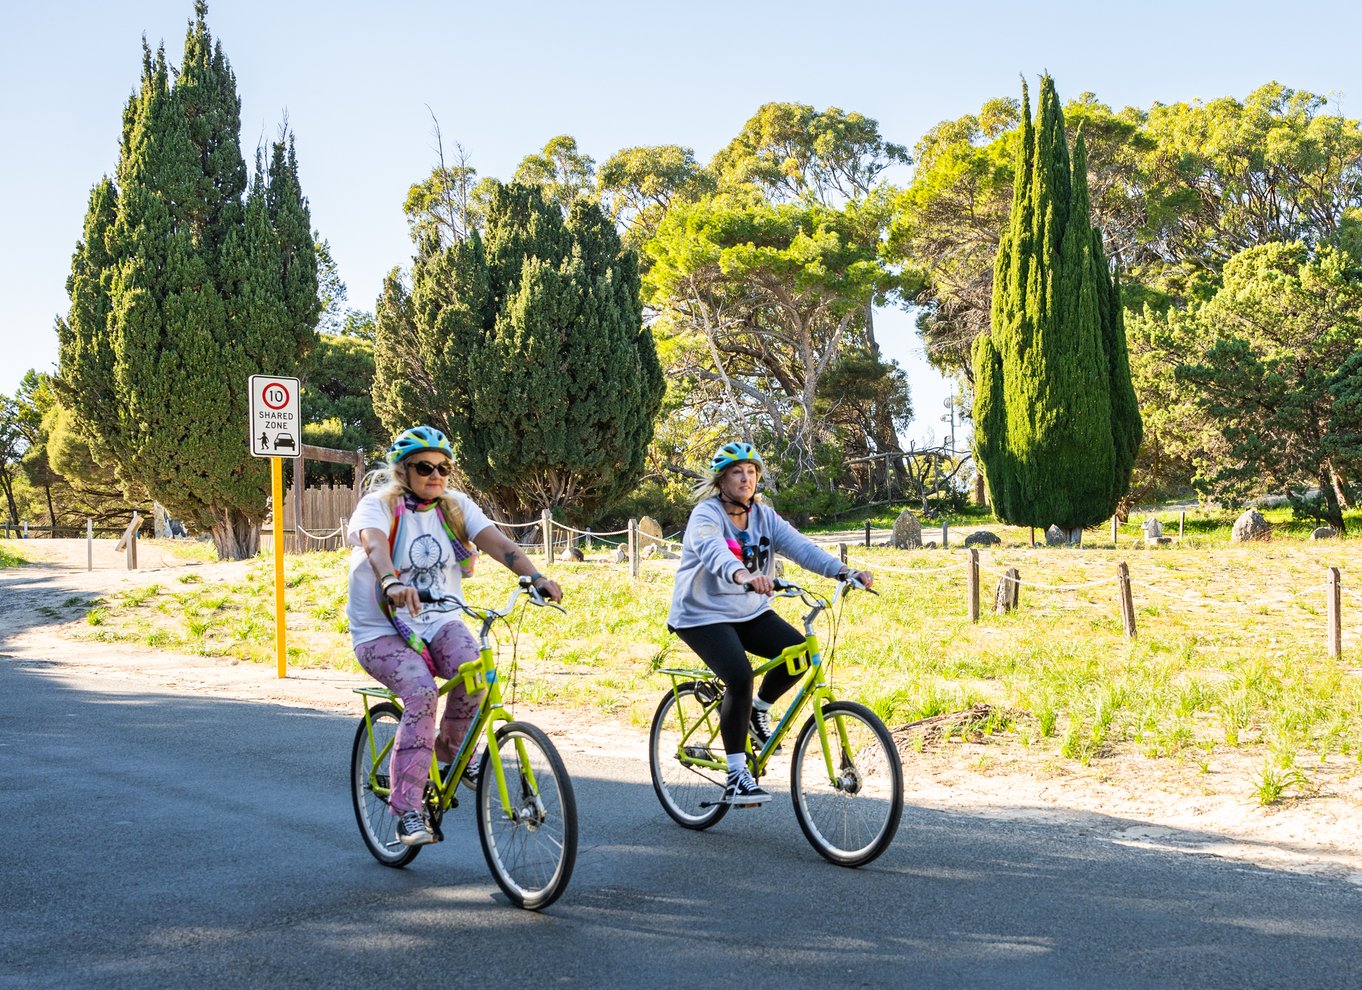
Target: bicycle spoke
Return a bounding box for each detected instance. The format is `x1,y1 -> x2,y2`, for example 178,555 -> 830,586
476,723 -> 577,910
791,703 -> 903,867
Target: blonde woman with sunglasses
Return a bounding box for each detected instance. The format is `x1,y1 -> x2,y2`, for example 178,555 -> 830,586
346,425 -> 563,846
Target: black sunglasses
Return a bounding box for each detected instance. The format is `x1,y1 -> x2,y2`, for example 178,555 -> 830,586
407,460 -> 452,478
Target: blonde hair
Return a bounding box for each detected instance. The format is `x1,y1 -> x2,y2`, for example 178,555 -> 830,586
362,461 -> 471,545
692,463 -> 765,506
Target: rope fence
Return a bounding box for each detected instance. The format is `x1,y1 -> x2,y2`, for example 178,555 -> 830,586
300,502 -> 1358,656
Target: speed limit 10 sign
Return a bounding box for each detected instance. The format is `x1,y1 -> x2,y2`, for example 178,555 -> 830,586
249,375 -> 302,459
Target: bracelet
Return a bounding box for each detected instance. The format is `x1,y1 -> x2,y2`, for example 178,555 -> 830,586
380,574 -> 402,592
528,571 -> 548,586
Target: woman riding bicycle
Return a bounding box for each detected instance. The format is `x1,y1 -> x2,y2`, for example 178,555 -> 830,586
347,425 -> 563,847
667,441 -> 873,806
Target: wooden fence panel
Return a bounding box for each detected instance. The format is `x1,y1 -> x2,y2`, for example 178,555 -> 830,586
263,483 -> 359,553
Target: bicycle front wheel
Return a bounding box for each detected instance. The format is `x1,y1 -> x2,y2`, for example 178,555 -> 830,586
648,682 -> 729,830
476,722 -> 577,910
350,702 -> 420,868
791,701 -> 903,867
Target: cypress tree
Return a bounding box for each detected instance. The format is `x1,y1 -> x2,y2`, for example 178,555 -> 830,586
57,3 -> 318,558
374,182 -> 664,520
972,76 -> 1141,533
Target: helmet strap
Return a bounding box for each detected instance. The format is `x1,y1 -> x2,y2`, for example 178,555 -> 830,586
718,491 -> 755,513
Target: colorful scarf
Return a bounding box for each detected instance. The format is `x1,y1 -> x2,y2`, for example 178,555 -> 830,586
379,494 -> 477,676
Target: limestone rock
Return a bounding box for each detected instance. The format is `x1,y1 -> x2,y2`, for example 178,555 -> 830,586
1311,526 -> 1338,540
890,509 -> 922,549
1231,509 -> 1272,543
963,530 -> 1001,548
637,516 -> 663,551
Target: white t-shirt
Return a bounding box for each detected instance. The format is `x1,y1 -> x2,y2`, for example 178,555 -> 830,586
346,491 -> 495,649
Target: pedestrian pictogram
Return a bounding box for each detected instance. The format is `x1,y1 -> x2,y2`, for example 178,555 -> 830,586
248,375 -> 301,459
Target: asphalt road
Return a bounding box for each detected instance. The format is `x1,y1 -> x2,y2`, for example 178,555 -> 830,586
3,655 -> 1360,990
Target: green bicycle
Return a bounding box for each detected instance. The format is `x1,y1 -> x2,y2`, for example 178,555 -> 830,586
648,576 -> 904,867
350,577 -> 578,910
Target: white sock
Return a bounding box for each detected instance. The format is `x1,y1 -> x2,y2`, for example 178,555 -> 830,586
726,753 -> 746,775
752,697 -> 772,712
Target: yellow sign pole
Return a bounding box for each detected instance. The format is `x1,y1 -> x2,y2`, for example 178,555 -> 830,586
271,455 -> 288,678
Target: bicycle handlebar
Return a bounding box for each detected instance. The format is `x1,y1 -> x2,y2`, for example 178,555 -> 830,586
742,572 -> 877,600
417,576 -> 566,617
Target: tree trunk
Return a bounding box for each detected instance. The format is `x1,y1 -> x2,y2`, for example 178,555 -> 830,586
209,506 -> 262,561
1327,459 -> 1351,513
0,469 -> 18,526
1320,471 -> 1347,534
44,482 -> 57,537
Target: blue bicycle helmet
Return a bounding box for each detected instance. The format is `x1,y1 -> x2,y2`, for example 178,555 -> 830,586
710,441 -> 764,476
387,425 -> 453,465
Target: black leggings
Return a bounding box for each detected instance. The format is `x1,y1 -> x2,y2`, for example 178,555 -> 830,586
673,610 -> 806,754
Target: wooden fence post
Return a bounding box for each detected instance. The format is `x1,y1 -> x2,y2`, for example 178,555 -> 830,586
114,512 -> 142,570
629,518 -> 640,579
1179,511 -> 1185,540
1118,561 -> 1136,638
1111,515 -> 1118,544
838,542 -> 848,565
1327,566 -> 1342,658
942,520 -> 949,548
542,509 -> 553,565
87,518 -> 93,571
864,521 -> 871,548
967,548 -> 980,623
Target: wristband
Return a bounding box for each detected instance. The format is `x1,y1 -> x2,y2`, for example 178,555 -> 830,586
528,571 -> 548,587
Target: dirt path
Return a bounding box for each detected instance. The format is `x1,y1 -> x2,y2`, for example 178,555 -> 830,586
3,537 -> 1360,886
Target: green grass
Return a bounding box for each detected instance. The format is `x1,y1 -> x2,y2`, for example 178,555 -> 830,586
71,518 -> 1362,792
0,543 -> 29,568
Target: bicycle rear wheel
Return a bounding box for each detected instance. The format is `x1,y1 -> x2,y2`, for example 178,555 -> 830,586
790,701 -> 903,867
350,702 -> 420,868
476,722 -> 577,910
648,682 -> 729,830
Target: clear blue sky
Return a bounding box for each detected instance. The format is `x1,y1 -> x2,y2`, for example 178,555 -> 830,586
4,0 -> 1361,447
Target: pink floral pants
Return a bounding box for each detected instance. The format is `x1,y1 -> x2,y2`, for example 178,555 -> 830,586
354,622 -> 482,815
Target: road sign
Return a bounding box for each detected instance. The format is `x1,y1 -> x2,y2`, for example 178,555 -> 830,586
249,375 -> 302,459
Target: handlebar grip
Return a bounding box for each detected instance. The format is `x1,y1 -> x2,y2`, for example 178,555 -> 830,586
742,578 -> 792,592
417,589 -> 435,603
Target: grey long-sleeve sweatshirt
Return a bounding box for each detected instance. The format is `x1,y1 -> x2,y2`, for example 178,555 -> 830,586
666,496 -> 846,630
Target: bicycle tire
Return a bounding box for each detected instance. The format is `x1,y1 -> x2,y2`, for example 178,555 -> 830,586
790,701 -> 903,867
475,721 -> 577,910
648,682 -> 729,830
350,702 -> 421,868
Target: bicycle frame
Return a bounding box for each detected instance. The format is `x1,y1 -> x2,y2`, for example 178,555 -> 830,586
355,583 -> 554,820
660,578 -> 864,786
